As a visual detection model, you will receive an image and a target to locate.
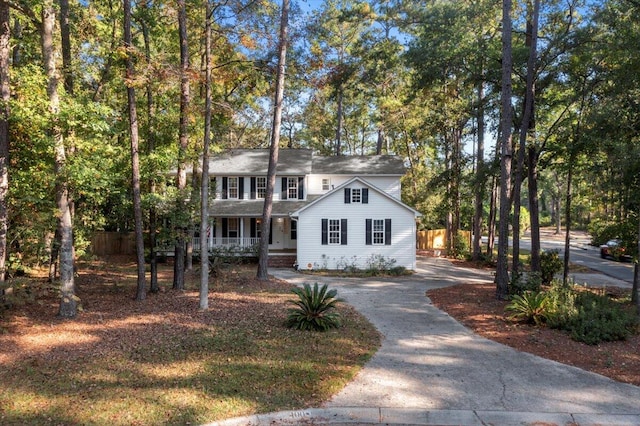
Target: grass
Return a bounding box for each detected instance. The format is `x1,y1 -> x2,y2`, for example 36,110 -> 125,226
0,260 -> 381,425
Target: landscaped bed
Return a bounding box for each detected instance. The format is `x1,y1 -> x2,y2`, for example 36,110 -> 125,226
0,259 -> 380,425
427,279 -> 640,386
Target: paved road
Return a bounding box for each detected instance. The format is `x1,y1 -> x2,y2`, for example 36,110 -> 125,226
492,234 -> 635,283
209,257 -> 640,426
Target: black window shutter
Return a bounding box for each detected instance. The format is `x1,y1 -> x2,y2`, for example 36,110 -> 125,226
238,177 -> 244,199
365,219 -> 372,245
341,219 -> 348,245
222,177 -> 228,199
298,176 -> 304,199
222,218 -> 228,238
269,220 -> 273,244
291,220 -> 297,240
250,218 -> 256,238
281,177 -> 287,200
321,219 -> 328,245
385,219 -> 392,245
344,188 -> 351,204
250,177 -> 256,199
362,188 -> 369,204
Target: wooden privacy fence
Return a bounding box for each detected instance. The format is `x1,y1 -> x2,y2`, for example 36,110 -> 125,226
417,229 -> 471,251
90,232 -> 136,256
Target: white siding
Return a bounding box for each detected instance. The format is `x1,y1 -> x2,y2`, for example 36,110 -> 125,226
308,174 -> 402,199
296,183 -> 416,270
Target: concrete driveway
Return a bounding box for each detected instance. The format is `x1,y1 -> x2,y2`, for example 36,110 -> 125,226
210,257 -> 640,425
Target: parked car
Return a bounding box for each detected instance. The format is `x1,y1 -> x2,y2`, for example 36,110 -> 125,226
599,239 -> 631,261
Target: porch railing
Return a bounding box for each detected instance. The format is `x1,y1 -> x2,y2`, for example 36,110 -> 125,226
192,237 -> 260,251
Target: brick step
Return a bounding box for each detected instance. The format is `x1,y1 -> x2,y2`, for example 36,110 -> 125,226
268,255 -> 297,268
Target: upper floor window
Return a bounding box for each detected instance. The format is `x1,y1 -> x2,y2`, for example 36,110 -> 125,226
250,177 -> 267,199
322,178 -> 330,191
287,177 -> 298,199
228,177 -> 239,199
281,177 -> 304,200
221,177 -> 244,199
344,187 -> 368,204
256,177 -> 266,199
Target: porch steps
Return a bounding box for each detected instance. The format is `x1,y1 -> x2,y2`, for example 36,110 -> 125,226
268,255 -> 297,268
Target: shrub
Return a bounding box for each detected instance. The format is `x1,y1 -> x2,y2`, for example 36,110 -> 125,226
564,291 -> 638,345
544,282 -> 579,329
388,266 -> 408,276
286,283 -> 343,331
336,256 -> 360,273
450,231 -> 470,260
365,254 -> 396,275
505,291 -> 549,326
510,271 -> 542,296
540,249 -> 562,284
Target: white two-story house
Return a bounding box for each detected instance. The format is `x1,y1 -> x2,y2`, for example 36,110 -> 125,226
196,149 -> 421,270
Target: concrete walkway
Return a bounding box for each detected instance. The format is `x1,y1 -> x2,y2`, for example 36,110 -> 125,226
207,257 -> 640,425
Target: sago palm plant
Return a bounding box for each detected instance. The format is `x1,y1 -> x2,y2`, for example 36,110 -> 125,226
286,283 -> 343,331
505,291 -> 549,326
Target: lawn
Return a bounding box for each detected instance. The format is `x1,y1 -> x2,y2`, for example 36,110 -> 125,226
0,258 -> 381,425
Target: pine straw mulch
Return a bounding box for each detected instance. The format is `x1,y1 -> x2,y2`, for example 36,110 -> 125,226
427,267 -> 640,387
0,258 -> 299,367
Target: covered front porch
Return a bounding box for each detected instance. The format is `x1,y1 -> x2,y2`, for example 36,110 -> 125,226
192,216 -> 297,253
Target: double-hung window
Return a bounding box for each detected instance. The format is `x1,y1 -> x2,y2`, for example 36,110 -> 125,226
228,177 -> 239,199
322,178 -> 330,191
328,219 -> 341,244
281,177 -> 303,200
222,176 -> 243,199
372,219 -> 385,245
287,177 -> 298,200
321,218 -> 347,245
366,218 -> 392,245
256,177 -> 266,199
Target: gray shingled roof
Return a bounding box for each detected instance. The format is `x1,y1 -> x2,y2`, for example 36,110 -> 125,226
210,195 -> 322,217
311,154 -> 405,175
205,149 -> 406,176
208,149 -> 313,175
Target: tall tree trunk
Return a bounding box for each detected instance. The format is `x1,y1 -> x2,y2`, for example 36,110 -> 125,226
445,137 -> 453,253
257,0 -> 289,280
524,0 -> 541,274
496,0 -> 513,299
124,0 -> 146,300
512,0 -> 539,277
140,10 -> 158,292
173,0 -> 190,290
562,156 -> 574,286
528,146 -> 541,272
472,80 -> 485,261
199,0 -> 212,310
0,0 -> 9,285
41,2 -> 76,317
632,216 -> 639,313
59,0 -> 73,95
486,172 -> 498,257
335,87 -> 343,156
186,163 -> 199,271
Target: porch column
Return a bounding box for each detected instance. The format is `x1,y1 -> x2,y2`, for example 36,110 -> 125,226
240,218 -> 244,246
